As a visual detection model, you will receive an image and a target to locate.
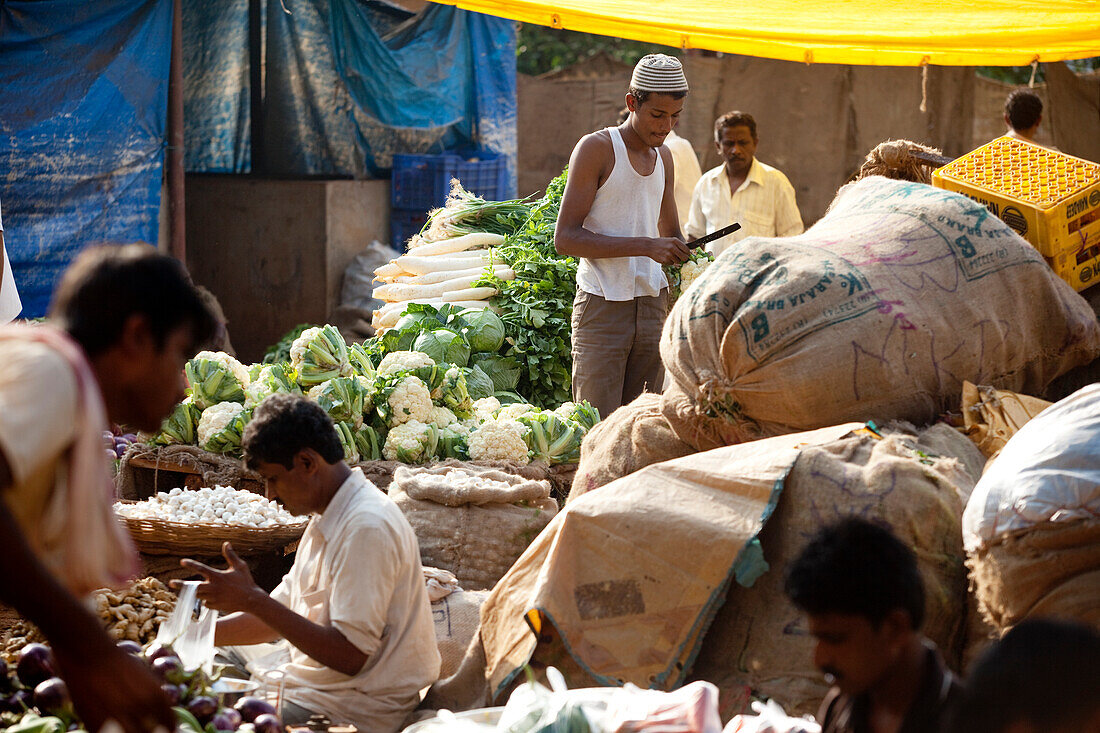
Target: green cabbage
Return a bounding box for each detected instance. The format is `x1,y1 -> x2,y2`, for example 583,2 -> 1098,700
458,308 -> 506,353
414,329 -> 471,367
462,365 -> 495,401
470,353 -> 521,392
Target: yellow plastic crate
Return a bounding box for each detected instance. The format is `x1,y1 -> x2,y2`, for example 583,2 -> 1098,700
932,137 -> 1100,269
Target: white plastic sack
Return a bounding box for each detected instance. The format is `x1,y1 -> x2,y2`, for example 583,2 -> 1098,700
723,700 -> 820,733
963,383 -> 1100,552
341,240 -> 401,310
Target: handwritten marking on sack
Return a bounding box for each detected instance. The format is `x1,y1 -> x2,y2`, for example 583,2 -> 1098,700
574,579 -> 646,620
432,596 -> 453,637
733,248 -> 880,362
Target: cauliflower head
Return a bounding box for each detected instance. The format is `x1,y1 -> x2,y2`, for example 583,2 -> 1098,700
194,351 -> 251,387
428,405 -> 457,427
382,420 -> 438,463
496,402 -> 536,421
472,397 -> 501,423
386,375 -> 433,426
378,350 -> 435,377
467,418 -> 530,463
197,402 -> 247,446
288,327 -> 322,366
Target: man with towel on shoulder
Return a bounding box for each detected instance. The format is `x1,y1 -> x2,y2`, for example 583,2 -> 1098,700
554,53 -> 690,420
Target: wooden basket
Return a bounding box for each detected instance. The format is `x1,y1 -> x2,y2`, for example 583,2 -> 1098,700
118,507 -> 309,556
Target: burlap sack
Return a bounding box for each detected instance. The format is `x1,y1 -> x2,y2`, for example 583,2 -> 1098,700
389,465 -> 558,591
687,423 -> 977,717
569,393 -> 695,500
960,381 -> 1052,460
967,518 -> 1100,632
661,177 -> 1100,452
432,590 -> 490,679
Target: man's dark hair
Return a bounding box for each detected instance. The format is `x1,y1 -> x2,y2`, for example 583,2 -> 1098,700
1004,89 -> 1043,131
627,88 -> 688,107
950,619 -> 1100,733
784,517 -> 925,629
242,393 -> 344,470
49,244 -> 218,357
715,111 -> 757,141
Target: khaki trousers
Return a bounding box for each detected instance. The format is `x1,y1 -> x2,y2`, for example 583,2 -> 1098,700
570,289 -> 668,420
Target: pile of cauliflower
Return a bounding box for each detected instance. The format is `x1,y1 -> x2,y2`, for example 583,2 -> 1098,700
116,486 -> 306,527
151,325 -> 601,467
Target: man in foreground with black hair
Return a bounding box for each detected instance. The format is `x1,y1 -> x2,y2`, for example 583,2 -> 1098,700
951,618 -> 1100,733
784,517 -> 962,733
0,244 -> 218,733
183,394 -> 439,733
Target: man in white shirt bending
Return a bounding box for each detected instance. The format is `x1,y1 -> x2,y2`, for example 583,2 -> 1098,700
685,111 -> 804,257
555,53 -> 691,419
184,394 -> 440,733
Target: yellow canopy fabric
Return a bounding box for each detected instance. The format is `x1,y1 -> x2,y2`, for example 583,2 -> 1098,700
433,0 -> 1100,66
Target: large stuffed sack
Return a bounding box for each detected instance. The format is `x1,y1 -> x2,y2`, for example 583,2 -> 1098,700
661,177 -> 1100,451
963,384 -> 1100,631
432,589 -> 490,680
569,393 -> 695,500
688,422 -> 980,716
389,464 -> 558,590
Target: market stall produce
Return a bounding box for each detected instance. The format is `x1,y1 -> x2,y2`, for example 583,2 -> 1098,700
373,172 -> 712,409
2,578 -> 176,656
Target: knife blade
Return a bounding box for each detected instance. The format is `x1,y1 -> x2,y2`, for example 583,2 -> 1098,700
689,221 -> 742,249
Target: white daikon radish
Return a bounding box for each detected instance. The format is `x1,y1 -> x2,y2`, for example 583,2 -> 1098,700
392,265 -> 513,285
374,262 -> 408,280
373,274 -> 485,302
395,251 -> 501,276
409,232 -> 505,258
441,287 -> 499,302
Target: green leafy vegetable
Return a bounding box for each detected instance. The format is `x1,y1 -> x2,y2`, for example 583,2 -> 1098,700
413,329 -> 471,367
152,398 -> 201,446
263,323 -> 316,364
462,364 -> 495,401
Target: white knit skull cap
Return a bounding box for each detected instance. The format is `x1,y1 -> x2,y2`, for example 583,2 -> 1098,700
629,53 -> 689,93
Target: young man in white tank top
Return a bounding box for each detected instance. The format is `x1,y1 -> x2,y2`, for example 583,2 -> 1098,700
554,54 -> 691,420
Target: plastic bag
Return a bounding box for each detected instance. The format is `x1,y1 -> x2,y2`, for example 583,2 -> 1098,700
722,700 -> 821,733
605,681 -> 722,733
341,240 -> 400,311
497,668 -> 614,733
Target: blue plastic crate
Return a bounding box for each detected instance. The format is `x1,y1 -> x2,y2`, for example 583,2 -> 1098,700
392,151 -> 509,213
391,207 -> 428,251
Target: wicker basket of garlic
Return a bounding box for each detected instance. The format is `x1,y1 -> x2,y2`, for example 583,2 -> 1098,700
116,485 -> 309,555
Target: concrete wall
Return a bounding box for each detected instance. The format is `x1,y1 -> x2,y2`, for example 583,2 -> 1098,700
185,176 -> 389,362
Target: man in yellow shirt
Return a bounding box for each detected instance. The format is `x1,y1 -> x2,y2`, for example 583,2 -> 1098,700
685,111 -> 803,257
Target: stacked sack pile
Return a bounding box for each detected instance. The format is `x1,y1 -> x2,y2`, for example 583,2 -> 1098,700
963,384 -> 1100,631
573,176 -> 1100,495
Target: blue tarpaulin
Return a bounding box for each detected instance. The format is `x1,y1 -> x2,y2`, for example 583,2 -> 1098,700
0,0 -> 172,318
184,0 -> 250,173
264,1 -> 517,190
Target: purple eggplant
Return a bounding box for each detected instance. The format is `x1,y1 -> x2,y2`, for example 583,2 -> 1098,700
116,640 -> 143,656
151,655 -> 184,685
33,678 -> 72,716
211,708 -> 242,732
11,689 -> 34,711
233,697 -> 277,724
187,696 -> 218,724
16,644 -> 56,689
252,713 -> 282,733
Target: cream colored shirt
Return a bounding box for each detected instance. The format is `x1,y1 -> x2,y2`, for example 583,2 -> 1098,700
685,158 -> 804,257
665,130 -> 702,231
0,341 -> 79,554
259,469 -> 440,733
